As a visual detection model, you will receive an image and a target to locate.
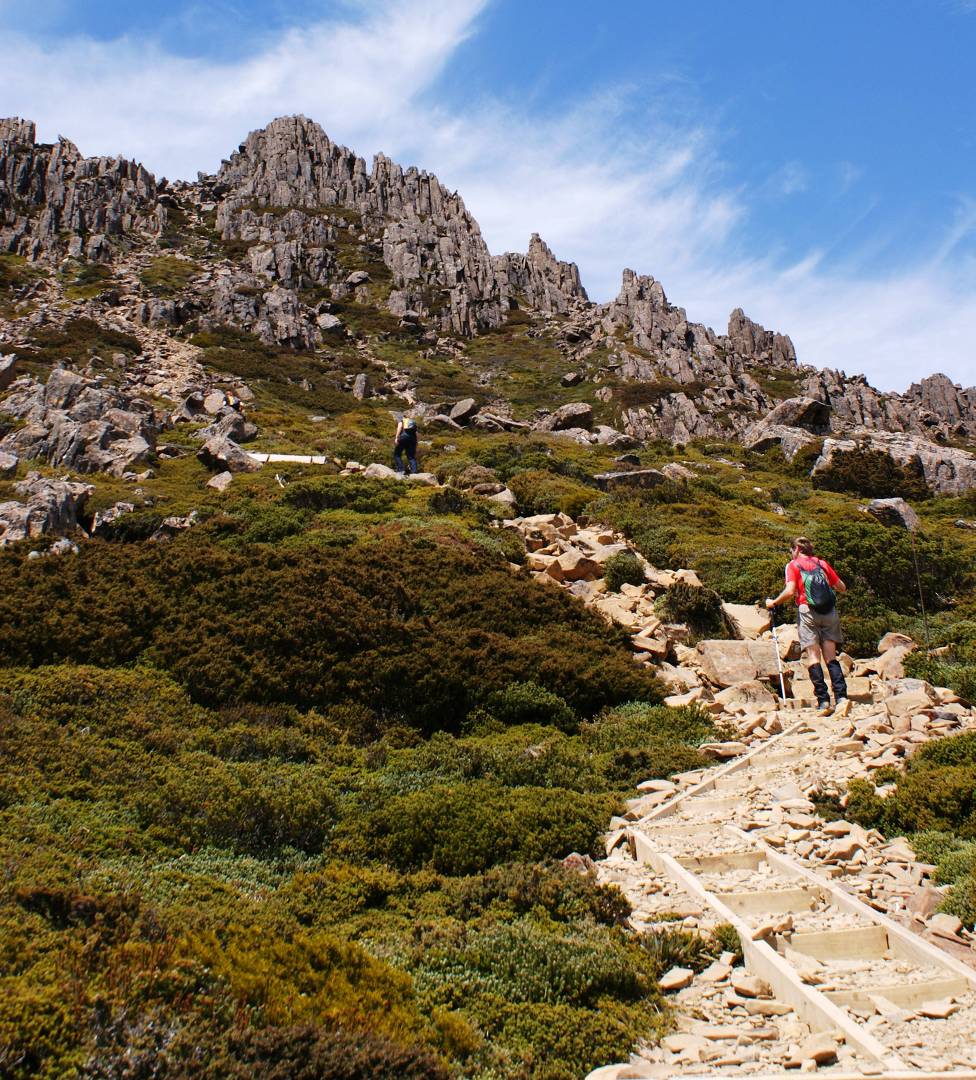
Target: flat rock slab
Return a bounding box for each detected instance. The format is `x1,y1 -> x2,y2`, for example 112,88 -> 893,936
659,966 -> 694,991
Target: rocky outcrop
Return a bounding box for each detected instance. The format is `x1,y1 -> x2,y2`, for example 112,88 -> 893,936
813,431 -> 976,495
211,116 -> 585,336
0,118 -> 160,262
0,367 -> 157,476
493,233 -> 588,315
0,471 -> 93,544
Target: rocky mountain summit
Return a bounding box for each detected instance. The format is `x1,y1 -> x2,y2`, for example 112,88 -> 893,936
2,112 -> 975,533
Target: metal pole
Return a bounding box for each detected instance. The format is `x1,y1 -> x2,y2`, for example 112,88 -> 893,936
766,602 -> 788,700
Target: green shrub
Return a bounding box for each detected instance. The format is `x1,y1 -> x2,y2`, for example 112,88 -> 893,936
469,997 -> 665,1080
603,551 -> 646,592
910,830 -> 966,865
418,920 -> 655,1008
507,470 -> 594,517
283,476 -> 400,514
137,757 -> 338,854
843,778 -> 886,830
446,862 -> 630,925
656,581 -> 733,639
484,682 -> 576,732
339,781 -> 616,875
813,447 -> 931,501
941,871 -> 976,930
904,654 -> 976,702
814,519 -> 970,614
0,536 -> 660,728
23,317 -> 142,368
640,926 -> 717,974
880,767 -> 976,838
910,732 -> 976,769
934,844 -> 976,885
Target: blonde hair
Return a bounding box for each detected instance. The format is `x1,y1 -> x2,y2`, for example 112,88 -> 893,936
792,536 -> 815,556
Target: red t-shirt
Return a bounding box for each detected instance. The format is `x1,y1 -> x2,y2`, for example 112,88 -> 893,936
785,555 -> 841,607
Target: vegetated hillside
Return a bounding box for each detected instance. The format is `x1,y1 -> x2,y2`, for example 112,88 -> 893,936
2,114 -> 976,1078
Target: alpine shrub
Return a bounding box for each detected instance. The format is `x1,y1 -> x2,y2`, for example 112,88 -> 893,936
484,682 -> 577,732
603,551 -> 646,593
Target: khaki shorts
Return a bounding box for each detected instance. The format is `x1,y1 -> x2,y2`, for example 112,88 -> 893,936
797,605 -> 843,650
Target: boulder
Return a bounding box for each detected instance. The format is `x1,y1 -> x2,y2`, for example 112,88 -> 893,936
697,639 -> 779,687
362,462 -> 400,480
560,371 -> 582,387
714,680 -> 777,710
351,373 -> 370,400
449,398 -> 479,423
741,422 -> 818,461
316,312 -> 343,331
0,450 -> 18,479
0,354 -> 16,392
206,471 -> 234,492
866,497 -> 920,531
203,390 -> 227,414
0,472 -> 93,544
197,436 -> 261,474
536,402 -> 593,432
345,269 -> 370,286
660,462 -> 694,482
593,468 -> 668,492
879,631 -> 915,653
763,396 -> 831,432
722,602 -> 771,639
487,487 -> 518,511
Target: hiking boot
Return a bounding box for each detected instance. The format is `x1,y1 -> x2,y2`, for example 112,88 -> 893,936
833,697 -> 851,719
816,701 -> 834,717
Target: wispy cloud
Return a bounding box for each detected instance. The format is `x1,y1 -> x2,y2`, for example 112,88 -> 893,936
1,0 -> 974,391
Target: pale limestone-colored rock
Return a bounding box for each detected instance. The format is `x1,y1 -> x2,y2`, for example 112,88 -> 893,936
885,688 -> 934,716
927,912 -> 963,938
917,998 -> 960,1019
714,680 -> 777,710
744,998 -> 793,1017
698,961 -> 732,983
879,631 -> 915,653
697,640 -> 757,687
362,462 -> 400,480
722,602 -> 771,639
658,966 -> 694,991
786,1033 -> 838,1067
206,470 -> 233,492
731,973 -> 771,998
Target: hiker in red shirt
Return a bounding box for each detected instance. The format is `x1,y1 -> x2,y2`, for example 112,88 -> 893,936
766,536 -> 850,717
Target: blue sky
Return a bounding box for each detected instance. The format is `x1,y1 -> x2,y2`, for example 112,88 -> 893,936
1,0 -> 974,390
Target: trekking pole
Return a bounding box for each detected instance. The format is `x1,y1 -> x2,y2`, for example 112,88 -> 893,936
766,601 -> 788,700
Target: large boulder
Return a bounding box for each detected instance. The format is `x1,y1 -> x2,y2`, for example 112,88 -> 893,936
763,397 -> 831,433
593,468 -> 668,492
866,497 -> 919,531
741,422 -> 818,461
197,436 -> 261,474
449,398 -> 479,424
536,402 -> 593,432
697,639 -> 780,687
722,603 -> 771,639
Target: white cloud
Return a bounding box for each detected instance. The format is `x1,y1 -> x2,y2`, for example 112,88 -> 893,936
1,0 -> 974,392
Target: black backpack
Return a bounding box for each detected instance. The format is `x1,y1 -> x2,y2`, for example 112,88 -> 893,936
799,559 -> 836,615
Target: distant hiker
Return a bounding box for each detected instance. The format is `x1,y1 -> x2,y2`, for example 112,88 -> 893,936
393,415 -> 419,474
766,536 -> 850,717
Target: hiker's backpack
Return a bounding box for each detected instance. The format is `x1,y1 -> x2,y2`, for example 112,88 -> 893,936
798,558 -> 836,615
